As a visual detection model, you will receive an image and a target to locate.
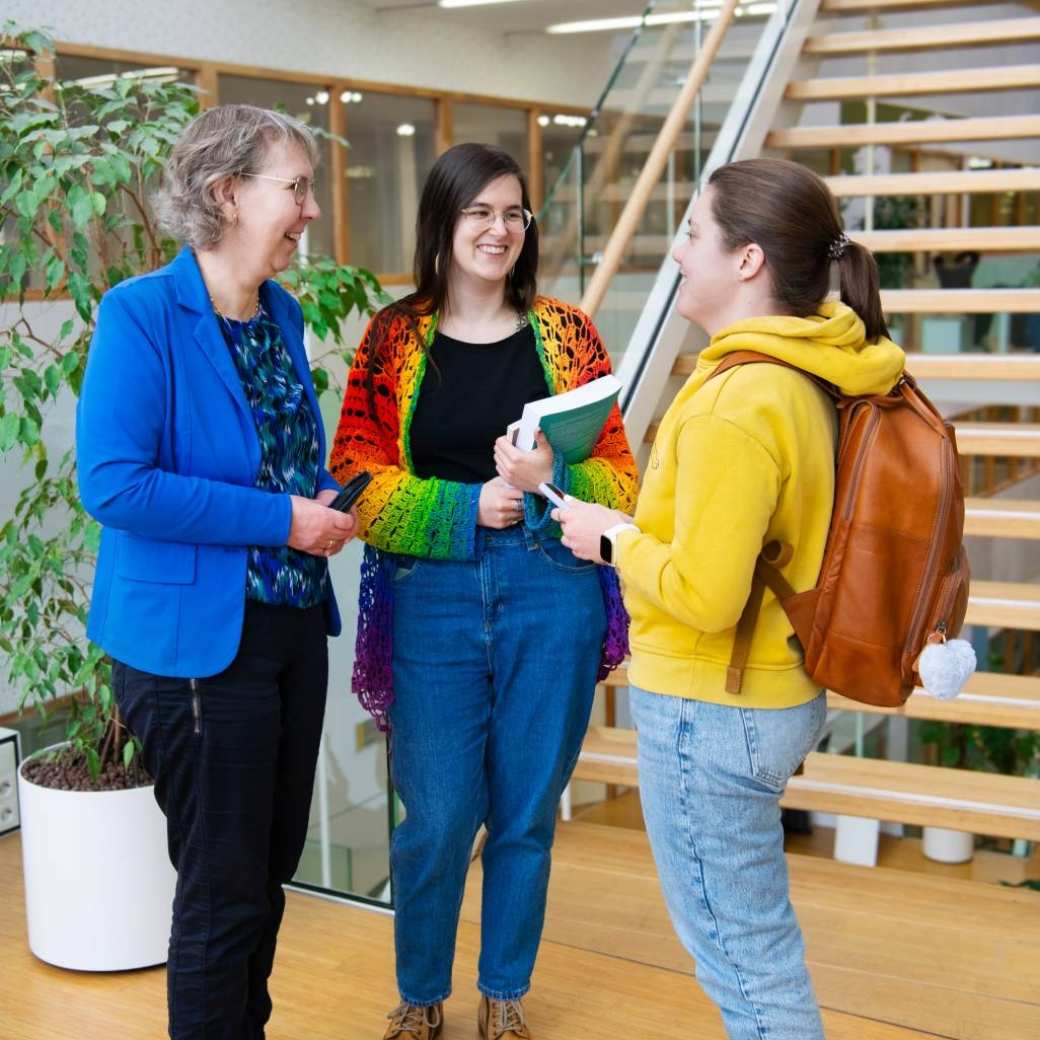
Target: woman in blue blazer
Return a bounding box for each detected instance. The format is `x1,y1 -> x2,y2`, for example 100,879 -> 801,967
76,104 -> 355,1040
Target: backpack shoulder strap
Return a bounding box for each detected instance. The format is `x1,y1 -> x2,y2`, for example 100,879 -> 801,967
707,350 -> 841,401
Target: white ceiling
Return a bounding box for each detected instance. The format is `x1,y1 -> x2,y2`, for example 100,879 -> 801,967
361,0 -> 680,36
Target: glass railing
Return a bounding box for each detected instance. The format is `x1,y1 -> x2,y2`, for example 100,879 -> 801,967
538,0 -> 786,365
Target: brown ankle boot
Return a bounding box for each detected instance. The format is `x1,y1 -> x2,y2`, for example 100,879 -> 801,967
478,995 -> 531,1040
383,1001 -> 443,1040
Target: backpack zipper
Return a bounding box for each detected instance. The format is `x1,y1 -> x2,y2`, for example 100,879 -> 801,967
841,402 -> 881,522
189,678 -> 201,735
902,436 -> 956,669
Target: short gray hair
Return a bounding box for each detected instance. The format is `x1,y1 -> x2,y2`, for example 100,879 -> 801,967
154,104 -> 320,249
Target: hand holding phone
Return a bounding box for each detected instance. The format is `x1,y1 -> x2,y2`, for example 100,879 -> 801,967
537,481 -> 568,510
330,471 -> 372,513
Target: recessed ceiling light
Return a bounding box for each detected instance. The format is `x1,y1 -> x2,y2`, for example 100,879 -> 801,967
397,123 -> 416,137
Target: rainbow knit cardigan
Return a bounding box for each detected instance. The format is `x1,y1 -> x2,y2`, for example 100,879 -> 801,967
330,296 -> 639,728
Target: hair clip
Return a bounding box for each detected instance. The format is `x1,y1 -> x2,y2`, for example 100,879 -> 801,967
828,233 -> 850,262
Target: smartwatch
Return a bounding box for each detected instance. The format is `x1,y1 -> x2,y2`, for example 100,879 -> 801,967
600,523 -> 639,566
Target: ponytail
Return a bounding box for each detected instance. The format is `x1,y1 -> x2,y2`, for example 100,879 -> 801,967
837,240 -> 889,344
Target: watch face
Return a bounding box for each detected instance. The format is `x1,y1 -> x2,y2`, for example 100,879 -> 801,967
599,532 -> 613,565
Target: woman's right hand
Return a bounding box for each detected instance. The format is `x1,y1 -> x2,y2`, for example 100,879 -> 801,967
478,477 -> 524,529
288,495 -> 357,556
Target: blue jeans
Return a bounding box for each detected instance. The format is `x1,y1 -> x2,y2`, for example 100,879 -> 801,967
389,525 -> 606,1005
629,686 -> 828,1040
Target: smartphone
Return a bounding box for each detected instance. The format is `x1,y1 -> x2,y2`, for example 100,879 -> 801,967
537,481 -> 567,509
329,471 -> 372,512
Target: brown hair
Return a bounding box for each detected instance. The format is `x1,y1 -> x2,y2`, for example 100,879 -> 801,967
707,158 -> 888,343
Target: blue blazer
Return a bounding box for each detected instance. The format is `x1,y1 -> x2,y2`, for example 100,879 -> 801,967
77,248 -> 342,678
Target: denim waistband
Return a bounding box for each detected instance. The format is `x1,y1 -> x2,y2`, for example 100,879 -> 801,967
475,523 -> 541,552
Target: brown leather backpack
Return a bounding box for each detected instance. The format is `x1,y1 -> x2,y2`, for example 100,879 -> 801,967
710,351 -> 970,707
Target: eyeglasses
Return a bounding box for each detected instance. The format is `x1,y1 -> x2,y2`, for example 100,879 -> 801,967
459,205 -> 534,232
241,173 -> 314,207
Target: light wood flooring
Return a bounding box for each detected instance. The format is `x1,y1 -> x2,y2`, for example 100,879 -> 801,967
3,815 -> 1038,1039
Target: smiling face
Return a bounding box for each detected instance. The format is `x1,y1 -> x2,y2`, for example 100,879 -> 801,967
230,138 -> 320,280
448,173 -> 526,291
672,186 -> 752,335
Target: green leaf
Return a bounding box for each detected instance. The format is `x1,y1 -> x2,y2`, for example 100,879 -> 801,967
0,414 -> 19,453
123,740 -> 135,770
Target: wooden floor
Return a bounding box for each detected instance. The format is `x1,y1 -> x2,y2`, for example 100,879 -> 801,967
2,821 -> 1038,1040
461,821 -> 1040,1040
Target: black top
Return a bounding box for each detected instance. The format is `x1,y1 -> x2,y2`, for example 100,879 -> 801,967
410,324 -> 548,483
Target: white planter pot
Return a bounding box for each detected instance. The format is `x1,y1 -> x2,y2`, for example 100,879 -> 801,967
922,825 -> 975,864
18,744 -> 177,971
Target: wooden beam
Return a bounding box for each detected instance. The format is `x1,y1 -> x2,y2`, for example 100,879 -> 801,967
196,64 -> 218,109
436,97 -> 453,157
787,65 -> 1040,102
528,108 -> 544,213
329,85 -> 349,266
767,115 -> 1040,150
804,17 -> 1040,55
824,168 -> 1040,198
853,226 -> 1040,253
881,288 -> 1040,313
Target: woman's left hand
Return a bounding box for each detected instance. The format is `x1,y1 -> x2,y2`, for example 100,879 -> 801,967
552,498 -> 632,564
493,430 -> 554,493
315,488 -> 357,556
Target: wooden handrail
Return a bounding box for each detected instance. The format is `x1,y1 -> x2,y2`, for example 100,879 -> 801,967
579,0 -> 739,318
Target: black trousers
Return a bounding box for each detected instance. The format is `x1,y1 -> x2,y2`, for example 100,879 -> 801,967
113,601 -> 328,1040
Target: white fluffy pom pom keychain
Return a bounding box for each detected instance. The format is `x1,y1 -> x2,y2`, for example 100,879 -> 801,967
917,625 -> 976,701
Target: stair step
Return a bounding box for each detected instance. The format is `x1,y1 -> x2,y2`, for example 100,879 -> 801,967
824,168 -> 1040,198
766,114 -> 1040,150
803,17 -> 1040,55
967,579 -> 1040,630
828,670 -> 1040,730
854,226 -> 1040,253
905,354 -> 1040,381
673,352 -> 1040,379
955,423 -> 1040,459
604,666 -> 1040,730
573,728 -> 1040,839
964,498 -> 1040,540
881,288 -> 1040,313
788,65 -> 1040,101
645,419 -> 1040,461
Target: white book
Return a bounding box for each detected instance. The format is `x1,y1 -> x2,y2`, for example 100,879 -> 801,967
507,374 -> 622,465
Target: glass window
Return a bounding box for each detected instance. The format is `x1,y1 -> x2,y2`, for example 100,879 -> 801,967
217,75 -> 336,262
453,102 -> 529,178
343,91 -> 437,275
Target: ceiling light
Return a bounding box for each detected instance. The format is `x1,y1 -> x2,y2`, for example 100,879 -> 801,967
340,90 -> 363,103
315,90 -> 330,105
547,3 -> 780,35
397,123 -> 416,137
439,0 -> 529,7
537,115 -> 550,127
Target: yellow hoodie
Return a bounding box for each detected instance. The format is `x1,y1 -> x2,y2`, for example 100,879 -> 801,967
617,302 -> 906,708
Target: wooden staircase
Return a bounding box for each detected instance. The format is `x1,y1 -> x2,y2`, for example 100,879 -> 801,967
572,0 -> 1040,875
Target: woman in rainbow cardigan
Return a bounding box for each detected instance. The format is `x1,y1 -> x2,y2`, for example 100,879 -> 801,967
330,143 -> 636,1040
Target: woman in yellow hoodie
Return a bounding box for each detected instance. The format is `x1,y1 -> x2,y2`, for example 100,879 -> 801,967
555,158 -> 906,1040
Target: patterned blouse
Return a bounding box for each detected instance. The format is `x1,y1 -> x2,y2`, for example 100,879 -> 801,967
330,295 -> 638,728
219,307 -> 328,609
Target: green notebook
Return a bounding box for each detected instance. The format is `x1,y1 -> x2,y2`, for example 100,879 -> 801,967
507,374 -> 622,465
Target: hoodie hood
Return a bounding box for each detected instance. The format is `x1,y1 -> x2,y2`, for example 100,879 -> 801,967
696,300 -> 905,397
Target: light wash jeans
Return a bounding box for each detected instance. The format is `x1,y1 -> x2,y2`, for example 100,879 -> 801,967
629,685 -> 828,1040
389,525 -> 606,1006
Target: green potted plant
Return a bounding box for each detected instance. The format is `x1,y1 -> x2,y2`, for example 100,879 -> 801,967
0,23 -> 387,969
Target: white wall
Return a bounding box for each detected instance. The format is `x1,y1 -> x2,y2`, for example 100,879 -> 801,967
8,0 -> 616,109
